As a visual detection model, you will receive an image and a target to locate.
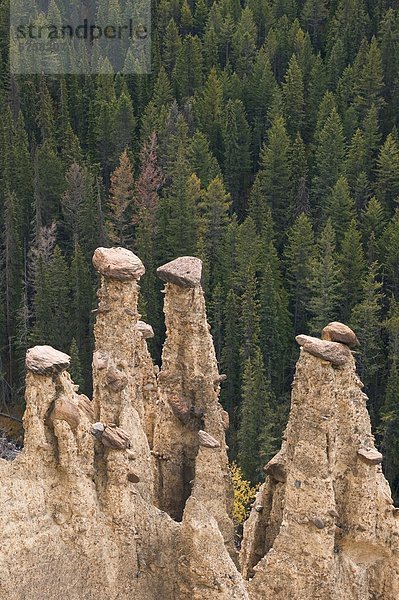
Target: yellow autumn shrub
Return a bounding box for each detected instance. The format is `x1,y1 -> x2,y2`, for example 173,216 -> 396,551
230,462 -> 259,525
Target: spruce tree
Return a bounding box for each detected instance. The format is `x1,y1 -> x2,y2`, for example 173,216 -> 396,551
106,150 -> 134,245
222,99 -> 252,217
339,220 -> 366,322
325,176 -> 356,247
250,115 -> 291,233
284,213 -> 315,331
308,220 -> 342,334
220,288 -> 241,458
376,132 -> 399,211
350,263 -> 384,418
312,108 -> 345,214
69,338 -> 85,391
238,348 -> 275,482
360,196 -> 387,263
282,54 -> 305,138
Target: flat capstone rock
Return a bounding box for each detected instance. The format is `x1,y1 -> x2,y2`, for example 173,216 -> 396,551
26,346 -> 71,375
321,322 -> 359,347
157,257 -> 202,288
93,247 -> 145,281
295,335 -> 351,367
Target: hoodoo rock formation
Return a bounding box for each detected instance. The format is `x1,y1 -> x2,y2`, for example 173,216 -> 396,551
0,248 -> 398,600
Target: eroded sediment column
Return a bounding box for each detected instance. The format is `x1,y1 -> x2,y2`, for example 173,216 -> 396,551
153,257 -> 235,555
92,247 -> 155,508
241,322 -> 399,600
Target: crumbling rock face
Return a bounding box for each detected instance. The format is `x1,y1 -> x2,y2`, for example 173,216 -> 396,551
0,248 -> 398,600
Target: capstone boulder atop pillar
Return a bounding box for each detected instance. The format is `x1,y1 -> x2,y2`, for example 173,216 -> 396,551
156,256 -> 203,288
26,346 -> 71,376
93,247 -> 145,281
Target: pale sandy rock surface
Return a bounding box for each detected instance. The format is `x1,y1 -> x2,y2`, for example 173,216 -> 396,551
0,250 -> 398,600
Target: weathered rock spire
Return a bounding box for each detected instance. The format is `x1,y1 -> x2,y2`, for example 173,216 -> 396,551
241,322 -> 399,600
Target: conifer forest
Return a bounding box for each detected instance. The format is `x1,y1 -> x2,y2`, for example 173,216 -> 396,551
1,0 -> 399,501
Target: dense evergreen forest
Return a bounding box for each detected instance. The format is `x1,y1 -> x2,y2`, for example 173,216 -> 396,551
1,0 -> 399,498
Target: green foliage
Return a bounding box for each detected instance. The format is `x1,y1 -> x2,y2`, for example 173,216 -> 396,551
308,220 -> 342,334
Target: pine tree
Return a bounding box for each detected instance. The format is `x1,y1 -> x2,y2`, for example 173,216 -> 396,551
380,296 -> 399,503
250,115 -> 291,233
163,19 -> 182,74
220,288 -> 241,458
189,131 -> 222,188
69,338 -> 84,391
31,246 -> 71,353
106,150 -> 134,245
70,245 -> 94,389
289,133 -> 309,215
1,190 -> 23,402
380,209 -> 399,295
325,176 -> 356,247
232,7 -> 257,77
222,99 -> 252,217
172,34 -> 203,99
134,133 -> 164,355
157,146 -> 198,261
360,196 -> 387,263
375,132 -> 399,211
301,0 -> 328,50
193,68 -> 223,161
345,128 -> 368,197
198,177 -> 231,288
284,213 -> 315,331
355,37 -> 385,117
350,262 -> 384,417
282,54 -> 305,138
238,348 -> 275,482
308,220 -> 342,334
339,220 -> 366,322
312,108 -> 346,214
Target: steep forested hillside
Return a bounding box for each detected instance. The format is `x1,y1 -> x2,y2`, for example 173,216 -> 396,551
1,0 -> 399,499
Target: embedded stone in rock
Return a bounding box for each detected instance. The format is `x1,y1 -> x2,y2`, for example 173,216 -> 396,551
78,395 -> 95,422
101,424 -> 131,449
357,447 -> 383,466
312,517 -> 325,530
48,396 -> 81,431
295,336 -> 351,366
91,422 -> 131,450
127,472 -> 140,483
198,430 -> 220,449
321,322 -> 359,347
92,247 -> 145,281
106,366 -> 128,392
168,394 -> 190,424
92,350 -> 109,370
295,335 -> 321,347
91,422 -> 105,438
264,452 -> 287,483
26,346 -> 70,376
135,321 -> 154,339
157,256 -> 203,288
